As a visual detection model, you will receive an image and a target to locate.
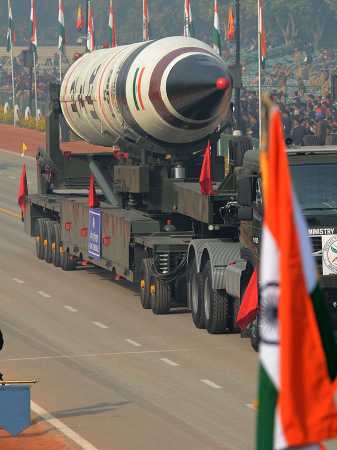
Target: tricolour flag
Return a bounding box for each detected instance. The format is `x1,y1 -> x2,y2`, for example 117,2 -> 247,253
76,3 -> 84,31
212,0 -> 221,55
17,164 -> 28,220
143,0 -> 150,41
87,0 -> 95,52
183,0 -> 194,38
257,103 -> 337,450
226,5 -> 235,41
6,0 -> 15,53
108,0 -> 117,48
30,0 -> 37,52
258,0 -> 267,68
58,0 -> 65,54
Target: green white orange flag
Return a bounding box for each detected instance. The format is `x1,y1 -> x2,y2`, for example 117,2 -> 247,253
30,0 -> 37,52
58,0 -> 65,54
76,3 -> 84,31
183,0 -> 194,38
257,104 -> 337,450
108,0 -> 117,47
212,0 -> 221,55
87,0 -> 94,52
226,5 -> 235,41
6,0 -> 15,53
258,0 -> 267,68
143,0 -> 150,41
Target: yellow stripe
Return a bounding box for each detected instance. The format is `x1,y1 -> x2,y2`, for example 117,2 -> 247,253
0,207 -> 21,219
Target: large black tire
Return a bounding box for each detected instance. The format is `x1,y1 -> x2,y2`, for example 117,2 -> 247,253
35,218 -> 47,260
203,261 -> 230,334
150,278 -> 171,315
139,258 -> 152,309
61,251 -> 76,271
52,222 -> 62,267
189,262 -> 205,329
45,220 -> 55,263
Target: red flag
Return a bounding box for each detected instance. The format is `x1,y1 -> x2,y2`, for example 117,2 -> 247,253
199,141 -> 213,195
88,175 -> 99,208
236,270 -> 258,329
76,4 -> 84,31
18,164 -> 28,219
226,5 -> 235,41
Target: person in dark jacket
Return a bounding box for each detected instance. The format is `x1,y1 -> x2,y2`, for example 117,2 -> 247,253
291,120 -> 307,145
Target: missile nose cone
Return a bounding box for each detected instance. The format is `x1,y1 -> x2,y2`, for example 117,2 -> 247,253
166,54 -> 231,122
216,77 -> 231,91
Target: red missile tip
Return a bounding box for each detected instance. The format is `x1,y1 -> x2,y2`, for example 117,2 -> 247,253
216,77 -> 230,91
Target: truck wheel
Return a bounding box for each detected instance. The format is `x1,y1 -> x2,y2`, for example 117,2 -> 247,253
45,221 -> 55,263
150,278 -> 171,315
61,251 -> 76,271
52,222 -> 62,267
35,218 -> 47,260
203,261 -> 230,334
139,258 -> 152,309
189,264 -> 205,329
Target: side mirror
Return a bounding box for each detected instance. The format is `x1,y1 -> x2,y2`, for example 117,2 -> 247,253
238,176 -> 253,206
238,206 -> 253,221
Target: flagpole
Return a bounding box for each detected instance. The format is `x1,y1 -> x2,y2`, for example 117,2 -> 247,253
258,0 -> 262,149
33,51 -> 38,125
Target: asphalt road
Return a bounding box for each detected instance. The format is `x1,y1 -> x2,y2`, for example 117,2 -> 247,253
0,149 -> 258,450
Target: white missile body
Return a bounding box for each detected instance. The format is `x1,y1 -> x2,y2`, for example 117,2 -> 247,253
60,36 -> 232,154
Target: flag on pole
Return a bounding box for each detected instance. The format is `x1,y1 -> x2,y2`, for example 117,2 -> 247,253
212,0 -> 221,55
258,0 -> 267,68
108,1 -> 117,48
87,0 -> 95,52
76,3 -> 84,31
18,164 -> 28,220
183,0 -> 194,38
199,141 -> 213,196
143,0 -> 150,41
6,0 -> 15,53
30,0 -> 37,52
58,0 -> 65,54
257,103 -> 337,450
226,5 -> 235,41
88,175 -> 99,208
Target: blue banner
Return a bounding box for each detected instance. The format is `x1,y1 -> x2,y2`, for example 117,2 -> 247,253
88,208 -> 102,259
0,385 -> 31,436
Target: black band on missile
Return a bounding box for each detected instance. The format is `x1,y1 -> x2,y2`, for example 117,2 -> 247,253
166,54 -> 228,121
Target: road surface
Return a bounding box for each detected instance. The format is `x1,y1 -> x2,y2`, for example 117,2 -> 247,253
0,148 -> 259,450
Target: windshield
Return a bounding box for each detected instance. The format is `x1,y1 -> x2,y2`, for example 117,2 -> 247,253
291,164 -> 337,211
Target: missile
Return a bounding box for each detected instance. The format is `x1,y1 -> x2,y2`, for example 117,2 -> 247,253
60,36 -> 232,156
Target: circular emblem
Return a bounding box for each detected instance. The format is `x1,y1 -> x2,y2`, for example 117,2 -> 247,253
259,282 -> 279,345
323,236 -> 337,274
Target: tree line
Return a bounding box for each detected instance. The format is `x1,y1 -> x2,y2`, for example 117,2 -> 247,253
0,0 -> 335,51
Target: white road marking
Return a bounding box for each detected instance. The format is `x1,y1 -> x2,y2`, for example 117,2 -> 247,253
64,305 -> 78,313
125,338 -> 142,347
37,290 -> 52,299
200,379 -> 222,389
92,321 -> 109,329
31,401 -> 99,450
160,358 -> 180,367
0,348 -> 191,362
8,176 -> 16,180
13,278 -> 24,284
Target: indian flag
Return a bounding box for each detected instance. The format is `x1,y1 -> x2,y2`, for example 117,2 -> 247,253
30,0 -> 37,52
183,0 -> 194,38
6,0 -> 15,53
109,0 -> 117,48
212,0 -> 221,55
87,0 -> 95,52
257,105 -> 337,450
58,0 -> 65,54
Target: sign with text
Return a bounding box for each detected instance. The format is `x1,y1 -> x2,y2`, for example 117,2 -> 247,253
88,209 -> 102,259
